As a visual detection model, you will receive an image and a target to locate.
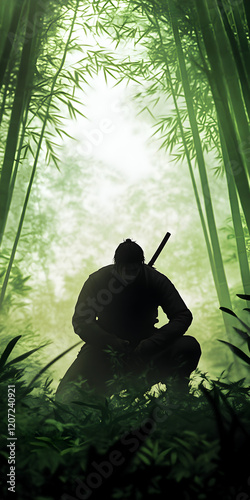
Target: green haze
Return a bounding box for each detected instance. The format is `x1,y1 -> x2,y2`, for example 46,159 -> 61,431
0,0 -> 249,388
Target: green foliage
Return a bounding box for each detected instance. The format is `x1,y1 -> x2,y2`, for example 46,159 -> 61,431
1,3 -> 250,495
88,0 -> 250,332
0,0 -> 97,305
219,294 -> 250,365
221,215 -> 250,262
0,333 -> 250,499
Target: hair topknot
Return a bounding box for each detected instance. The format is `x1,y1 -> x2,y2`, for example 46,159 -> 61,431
114,239 -> 145,265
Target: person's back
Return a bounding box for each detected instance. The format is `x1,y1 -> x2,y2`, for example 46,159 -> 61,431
73,263 -> 192,349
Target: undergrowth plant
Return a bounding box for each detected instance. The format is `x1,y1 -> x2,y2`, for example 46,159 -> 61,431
0,334 -> 250,500
219,294 -> 250,365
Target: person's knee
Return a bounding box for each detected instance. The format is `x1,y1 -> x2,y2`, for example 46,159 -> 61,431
174,335 -> 201,361
185,335 -> 201,352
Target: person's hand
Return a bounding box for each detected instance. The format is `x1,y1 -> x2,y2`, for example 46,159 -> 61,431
107,338 -> 131,354
123,347 -> 144,374
133,339 -> 152,360
116,339 -> 131,353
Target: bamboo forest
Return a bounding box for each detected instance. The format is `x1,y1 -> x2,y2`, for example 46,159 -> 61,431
1,0 -> 250,498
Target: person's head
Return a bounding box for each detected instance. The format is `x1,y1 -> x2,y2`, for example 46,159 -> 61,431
114,238 -> 145,279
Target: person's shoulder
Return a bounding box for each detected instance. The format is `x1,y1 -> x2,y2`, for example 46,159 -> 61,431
144,265 -> 172,291
144,264 -> 169,280
89,264 -> 114,280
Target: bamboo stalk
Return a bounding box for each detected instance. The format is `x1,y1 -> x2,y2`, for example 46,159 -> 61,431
0,70 -> 10,126
0,0 -> 80,309
243,0 -> 250,37
194,0 -> 250,235
168,0 -> 232,316
208,0 -> 250,172
1,1 -> 45,237
0,0 -> 15,60
0,0 -> 26,91
216,95 -> 250,235
216,0 -> 250,120
232,3 -> 250,82
219,122 -> 250,306
159,37 -> 220,299
205,62 -> 250,307
5,104 -> 30,229
168,70 -> 222,299
0,0 -> 34,247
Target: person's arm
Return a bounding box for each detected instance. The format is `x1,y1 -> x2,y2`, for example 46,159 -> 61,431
72,275 -> 129,351
134,269 -> 192,358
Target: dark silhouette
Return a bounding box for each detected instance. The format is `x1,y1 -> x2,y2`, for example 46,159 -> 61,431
56,239 -> 201,400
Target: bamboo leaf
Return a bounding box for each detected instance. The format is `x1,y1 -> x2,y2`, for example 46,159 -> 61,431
170,451 -> 178,465
218,340 -> 250,364
70,400 -> 104,410
237,294 -> 250,301
137,451 -> 151,465
35,436 -> 53,442
5,343 -> 49,367
155,448 -> 172,464
219,307 -> 238,318
0,335 -> 22,370
23,341 -> 82,395
233,327 -> 249,341
0,0 -> 80,305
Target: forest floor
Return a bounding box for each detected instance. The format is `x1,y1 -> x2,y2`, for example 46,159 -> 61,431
1,357 -> 250,500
